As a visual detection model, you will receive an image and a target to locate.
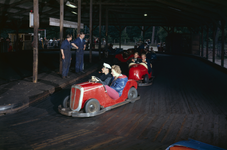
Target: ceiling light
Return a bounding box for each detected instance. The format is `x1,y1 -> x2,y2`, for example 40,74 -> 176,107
144,14 -> 147,17
66,1 -> 77,8
72,11 -> 77,15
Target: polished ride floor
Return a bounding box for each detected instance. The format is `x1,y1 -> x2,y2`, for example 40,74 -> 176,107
1,54 -> 227,150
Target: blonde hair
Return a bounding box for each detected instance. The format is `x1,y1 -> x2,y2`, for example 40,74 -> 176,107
141,53 -> 146,57
112,65 -> 121,74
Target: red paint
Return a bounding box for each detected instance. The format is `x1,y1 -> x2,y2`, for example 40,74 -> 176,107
115,54 -> 135,62
170,146 -> 196,150
70,80 -> 138,110
128,64 -> 152,81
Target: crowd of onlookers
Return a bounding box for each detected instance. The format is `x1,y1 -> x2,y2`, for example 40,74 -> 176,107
0,36 -> 165,53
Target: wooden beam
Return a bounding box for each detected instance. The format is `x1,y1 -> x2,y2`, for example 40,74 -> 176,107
206,26 -> 209,59
151,26 -> 155,44
213,25 -> 216,63
137,26 -> 143,31
161,26 -> 169,33
119,26 -> 122,48
59,0 -> 64,75
33,0 -> 39,83
105,9 -> 108,48
98,3 -> 102,59
77,0 -> 81,34
89,0 -> 93,63
155,0 -> 219,25
221,21 -> 225,67
144,26 -> 151,32
201,26 -> 204,57
113,25 -> 120,31
93,24 -> 98,30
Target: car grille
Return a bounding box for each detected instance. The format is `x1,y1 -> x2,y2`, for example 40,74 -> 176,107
70,87 -> 81,110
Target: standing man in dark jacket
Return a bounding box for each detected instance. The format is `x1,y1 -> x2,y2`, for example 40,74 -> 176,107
60,34 -> 72,79
71,32 -> 86,74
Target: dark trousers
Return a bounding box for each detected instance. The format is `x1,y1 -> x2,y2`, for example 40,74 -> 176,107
75,52 -> 84,73
62,54 -> 71,77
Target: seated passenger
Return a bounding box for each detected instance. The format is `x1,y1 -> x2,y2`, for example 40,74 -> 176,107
99,63 -> 112,85
130,52 -> 142,64
105,65 -> 128,100
144,48 -> 151,60
141,53 -> 152,74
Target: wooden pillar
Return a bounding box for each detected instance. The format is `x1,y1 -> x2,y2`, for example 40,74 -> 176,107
89,0 -> 92,63
59,0 -> 64,75
143,28 -> 145,42
105,10 -> 108,49
206,27 -> 209,59
221,21 -> 225,67
77,0 -> 81,34
213,25 -> 216,63
33,0 -> 39,83
98,4 -> 102,59
201,27 -> 204,57
151,26 -> 155,45
119,26 -> 121,48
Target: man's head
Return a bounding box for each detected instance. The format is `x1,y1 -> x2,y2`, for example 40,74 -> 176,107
66,34 -> 72,41
79,32 -> 85,39
102,63 -> 111,74
134,52 -> 139,58
141,54 -> 146,60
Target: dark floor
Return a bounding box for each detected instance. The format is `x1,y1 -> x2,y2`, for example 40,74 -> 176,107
0,50 -> 100,85
0,54 -> 227,150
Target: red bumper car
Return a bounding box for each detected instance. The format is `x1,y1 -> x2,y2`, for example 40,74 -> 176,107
128,63 -> 154,86
114,53 -> 134,63
58,77 -> 140,117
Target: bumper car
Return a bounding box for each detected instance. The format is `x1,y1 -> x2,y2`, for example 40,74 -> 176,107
128,63 -> 154,86
166,139 -> 225,150
114,53 -> 134,64
58,77 -> 140,117
105,48 -> 124,58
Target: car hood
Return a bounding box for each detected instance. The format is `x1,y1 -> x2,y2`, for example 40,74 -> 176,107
77,82 -> 103,92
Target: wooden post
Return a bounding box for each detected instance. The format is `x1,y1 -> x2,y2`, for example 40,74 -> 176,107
89,0 -> 92,63
119,26 -> 121,48
143,27 -> 145,42
33,0 -> 39,83
201,27 -> 204,57
221,21 -> 225,67
206,27 -> 209,59
98,4 -> 102,59
213,25 -> 216,63
77,0 -> 81,34
59,0 -> 64,75
105,9 -> 108,49
152,26 -> 155,45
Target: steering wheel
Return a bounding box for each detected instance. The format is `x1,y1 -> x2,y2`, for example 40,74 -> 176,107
93,76 -> 107,93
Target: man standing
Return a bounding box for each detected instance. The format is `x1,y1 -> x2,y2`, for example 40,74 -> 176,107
60,34 -> 72,79
71,32 -> 86,74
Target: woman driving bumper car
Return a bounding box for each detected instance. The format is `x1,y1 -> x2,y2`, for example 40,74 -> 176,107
105,65 -> 128,100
